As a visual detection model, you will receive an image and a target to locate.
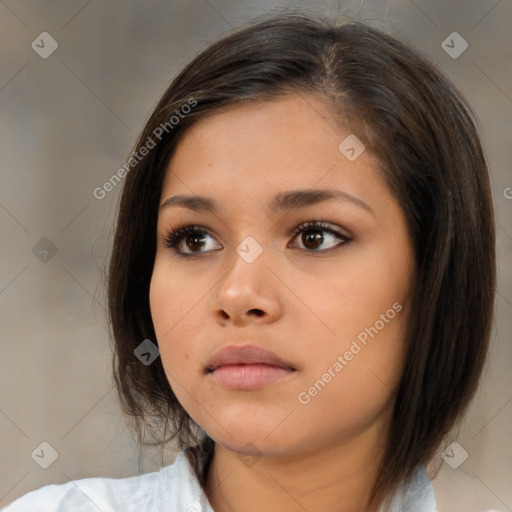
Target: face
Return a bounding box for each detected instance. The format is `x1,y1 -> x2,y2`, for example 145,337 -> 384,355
149,94 -> 415,459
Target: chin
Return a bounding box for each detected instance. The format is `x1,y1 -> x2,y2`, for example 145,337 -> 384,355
204,421 -> 303,460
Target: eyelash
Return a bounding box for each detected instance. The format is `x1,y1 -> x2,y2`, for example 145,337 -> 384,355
163,220 -> 352,257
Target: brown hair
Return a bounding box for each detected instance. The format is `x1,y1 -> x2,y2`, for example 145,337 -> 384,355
107,11 -> 496,509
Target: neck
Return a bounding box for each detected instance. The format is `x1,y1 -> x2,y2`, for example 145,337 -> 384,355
204,428 -> 386,512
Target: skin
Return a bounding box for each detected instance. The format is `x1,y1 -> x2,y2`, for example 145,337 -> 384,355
149,94 -> 416,512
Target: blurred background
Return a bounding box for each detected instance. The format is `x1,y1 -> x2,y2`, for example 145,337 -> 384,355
0,1 -> 510,510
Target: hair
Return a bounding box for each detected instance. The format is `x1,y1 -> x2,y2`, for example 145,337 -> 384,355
107,10 -> 496,510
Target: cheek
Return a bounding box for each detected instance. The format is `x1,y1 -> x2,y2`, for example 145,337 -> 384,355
290,252 -> 411,396
292,259 -> 410,345
149,264 -> 197,372
294,302 -> 409,441
149,264 -> 218,432
149,260 -> 205,331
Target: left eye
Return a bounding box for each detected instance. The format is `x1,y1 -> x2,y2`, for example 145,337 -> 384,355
163,221 -> 351,256
288,221 -> 351,252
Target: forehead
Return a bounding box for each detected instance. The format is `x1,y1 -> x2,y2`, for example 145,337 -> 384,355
160,94 -> 384,210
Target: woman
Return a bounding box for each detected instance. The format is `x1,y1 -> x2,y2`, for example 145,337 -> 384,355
4,11 -> 496,512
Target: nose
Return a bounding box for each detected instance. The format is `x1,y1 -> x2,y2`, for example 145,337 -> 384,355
209,240 -> 283,326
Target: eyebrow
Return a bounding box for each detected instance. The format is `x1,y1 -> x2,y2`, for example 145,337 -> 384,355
159,188 -> 374,216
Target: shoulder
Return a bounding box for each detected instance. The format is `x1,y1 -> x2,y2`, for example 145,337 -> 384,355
383,465 -> 437,512
2,451 -> 211,512
2,469 -> 162,512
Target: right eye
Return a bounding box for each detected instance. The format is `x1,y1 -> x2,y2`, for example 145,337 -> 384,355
163,224 -> 222,256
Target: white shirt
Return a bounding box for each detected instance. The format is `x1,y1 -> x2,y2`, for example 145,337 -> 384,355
2,451 -> 437,511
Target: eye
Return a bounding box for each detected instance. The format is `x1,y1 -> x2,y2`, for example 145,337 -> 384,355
163,220 -> 351,257
288,220 -> 351,252
163,225 -> 221,255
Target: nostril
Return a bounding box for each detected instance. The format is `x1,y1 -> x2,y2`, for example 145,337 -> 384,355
249,309 -> 264,316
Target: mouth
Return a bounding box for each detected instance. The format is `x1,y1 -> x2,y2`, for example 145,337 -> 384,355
206,344 -> 296,391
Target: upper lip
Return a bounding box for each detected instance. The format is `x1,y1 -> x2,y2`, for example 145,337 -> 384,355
207,344 -> 295,371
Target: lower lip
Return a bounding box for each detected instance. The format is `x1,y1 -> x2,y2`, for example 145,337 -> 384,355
209,364 -> 295,390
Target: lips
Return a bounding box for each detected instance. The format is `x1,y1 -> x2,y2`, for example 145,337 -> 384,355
206,345 -> 296,392
206,344 -> 296,390
207,344 -> 295,372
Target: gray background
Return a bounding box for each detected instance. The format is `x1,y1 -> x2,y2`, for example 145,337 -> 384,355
0,1 -> 511,510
